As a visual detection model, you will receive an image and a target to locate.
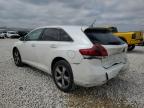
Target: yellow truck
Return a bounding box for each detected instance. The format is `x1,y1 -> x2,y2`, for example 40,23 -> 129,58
109,27 -> 143,51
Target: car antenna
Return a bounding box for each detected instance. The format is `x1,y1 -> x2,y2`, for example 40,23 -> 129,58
89,18 -> 97,28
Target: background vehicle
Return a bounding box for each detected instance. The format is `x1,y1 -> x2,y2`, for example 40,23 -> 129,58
17,30 -> 30,37
0,32 -> 5,39
0,31 -> 7,39
13,26 -> 129,92
7,31 -> 20,38
109,27 -> 143,51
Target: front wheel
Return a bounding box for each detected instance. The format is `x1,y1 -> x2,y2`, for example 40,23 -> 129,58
52,60 -> 75,92
13,48 -> 23,66
128,45 -> 135,51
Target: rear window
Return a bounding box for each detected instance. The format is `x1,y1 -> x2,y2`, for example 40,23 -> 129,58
84,28 -> 125,45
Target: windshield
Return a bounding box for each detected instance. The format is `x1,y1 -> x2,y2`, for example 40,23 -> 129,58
84,28 -> 125,45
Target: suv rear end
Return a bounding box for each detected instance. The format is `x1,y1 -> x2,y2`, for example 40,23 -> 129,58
71,27 -> 129,87
12,25 -> 129,92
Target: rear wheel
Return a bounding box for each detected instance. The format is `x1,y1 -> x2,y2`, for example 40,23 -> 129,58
52,60 -> 75,92
13,48 -> 23,66
128,45 -> 135,51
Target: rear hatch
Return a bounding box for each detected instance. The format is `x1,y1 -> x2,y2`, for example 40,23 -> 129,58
84,28 -> 127,69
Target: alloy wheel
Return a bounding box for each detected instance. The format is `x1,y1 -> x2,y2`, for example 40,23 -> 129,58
13,50 -> 20,65
54,65 -> 70,89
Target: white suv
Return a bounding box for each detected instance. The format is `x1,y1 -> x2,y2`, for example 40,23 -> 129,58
13,26 -> 129,92
0,31 -> 7,39
7,31 -> 20,38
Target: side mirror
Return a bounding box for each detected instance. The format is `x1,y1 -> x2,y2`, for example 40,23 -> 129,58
19,36 -> 25,41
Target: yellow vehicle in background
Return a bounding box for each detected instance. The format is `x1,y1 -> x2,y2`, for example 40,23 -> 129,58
109,27 -> 143,51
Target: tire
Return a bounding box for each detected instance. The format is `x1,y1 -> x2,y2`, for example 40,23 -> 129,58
52,60 -> 75,92
4,34 -> 7,38
128,45 -> 135,51
13,48 -> 23,67
0,37 -> 4,39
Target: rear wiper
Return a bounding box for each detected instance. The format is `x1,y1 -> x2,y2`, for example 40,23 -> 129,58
93,41 -> 102,44
108,41 -> 121,45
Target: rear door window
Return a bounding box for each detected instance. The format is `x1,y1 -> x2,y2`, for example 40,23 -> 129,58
40,28 -> 73,42
84,28 -> 125,45
59,29 -> 73,41
41,28 -> 59,41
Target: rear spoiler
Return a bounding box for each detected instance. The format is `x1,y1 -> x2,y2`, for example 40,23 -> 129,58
81,26 -> 88,32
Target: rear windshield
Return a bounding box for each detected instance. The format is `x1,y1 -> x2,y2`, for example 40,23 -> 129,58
84,28 -> 125,45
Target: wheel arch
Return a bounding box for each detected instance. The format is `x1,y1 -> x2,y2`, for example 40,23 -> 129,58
51,57 -> 70,73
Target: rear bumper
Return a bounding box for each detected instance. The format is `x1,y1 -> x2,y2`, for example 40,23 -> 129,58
120,60 -> 129,72
71,59 -> 129,87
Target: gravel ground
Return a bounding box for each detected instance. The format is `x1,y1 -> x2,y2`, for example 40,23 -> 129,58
0,39 -> 144,108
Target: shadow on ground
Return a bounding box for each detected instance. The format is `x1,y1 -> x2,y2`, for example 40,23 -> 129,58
128,48 -> 144,54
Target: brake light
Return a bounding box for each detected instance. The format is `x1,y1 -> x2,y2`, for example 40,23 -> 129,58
79,44 -> 108,57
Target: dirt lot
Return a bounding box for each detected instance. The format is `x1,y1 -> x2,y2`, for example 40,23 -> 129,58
0,39 -> 144,108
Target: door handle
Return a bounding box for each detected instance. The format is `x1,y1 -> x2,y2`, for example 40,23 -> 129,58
31,44 -> 36,47
50,44 -> 57,48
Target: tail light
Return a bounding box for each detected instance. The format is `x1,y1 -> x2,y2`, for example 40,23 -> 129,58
79,44 -> 108,58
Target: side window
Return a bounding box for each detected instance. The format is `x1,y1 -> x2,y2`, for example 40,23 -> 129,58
59,29 -> 73,41
25,28 -> 43,41
41,28 -> 59,41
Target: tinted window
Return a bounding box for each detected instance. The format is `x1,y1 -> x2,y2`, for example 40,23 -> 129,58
25,29 -> 43,41
41,28 -> 59,41
109,27 -> 118,33
18,31 -> 29,37
59,29 -> 73,41
84,28 -> 125,45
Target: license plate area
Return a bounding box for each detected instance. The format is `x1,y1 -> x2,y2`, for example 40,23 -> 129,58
102,53 -> 125,69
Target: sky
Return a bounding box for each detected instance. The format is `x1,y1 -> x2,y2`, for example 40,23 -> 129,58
0,0 -> 144,31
